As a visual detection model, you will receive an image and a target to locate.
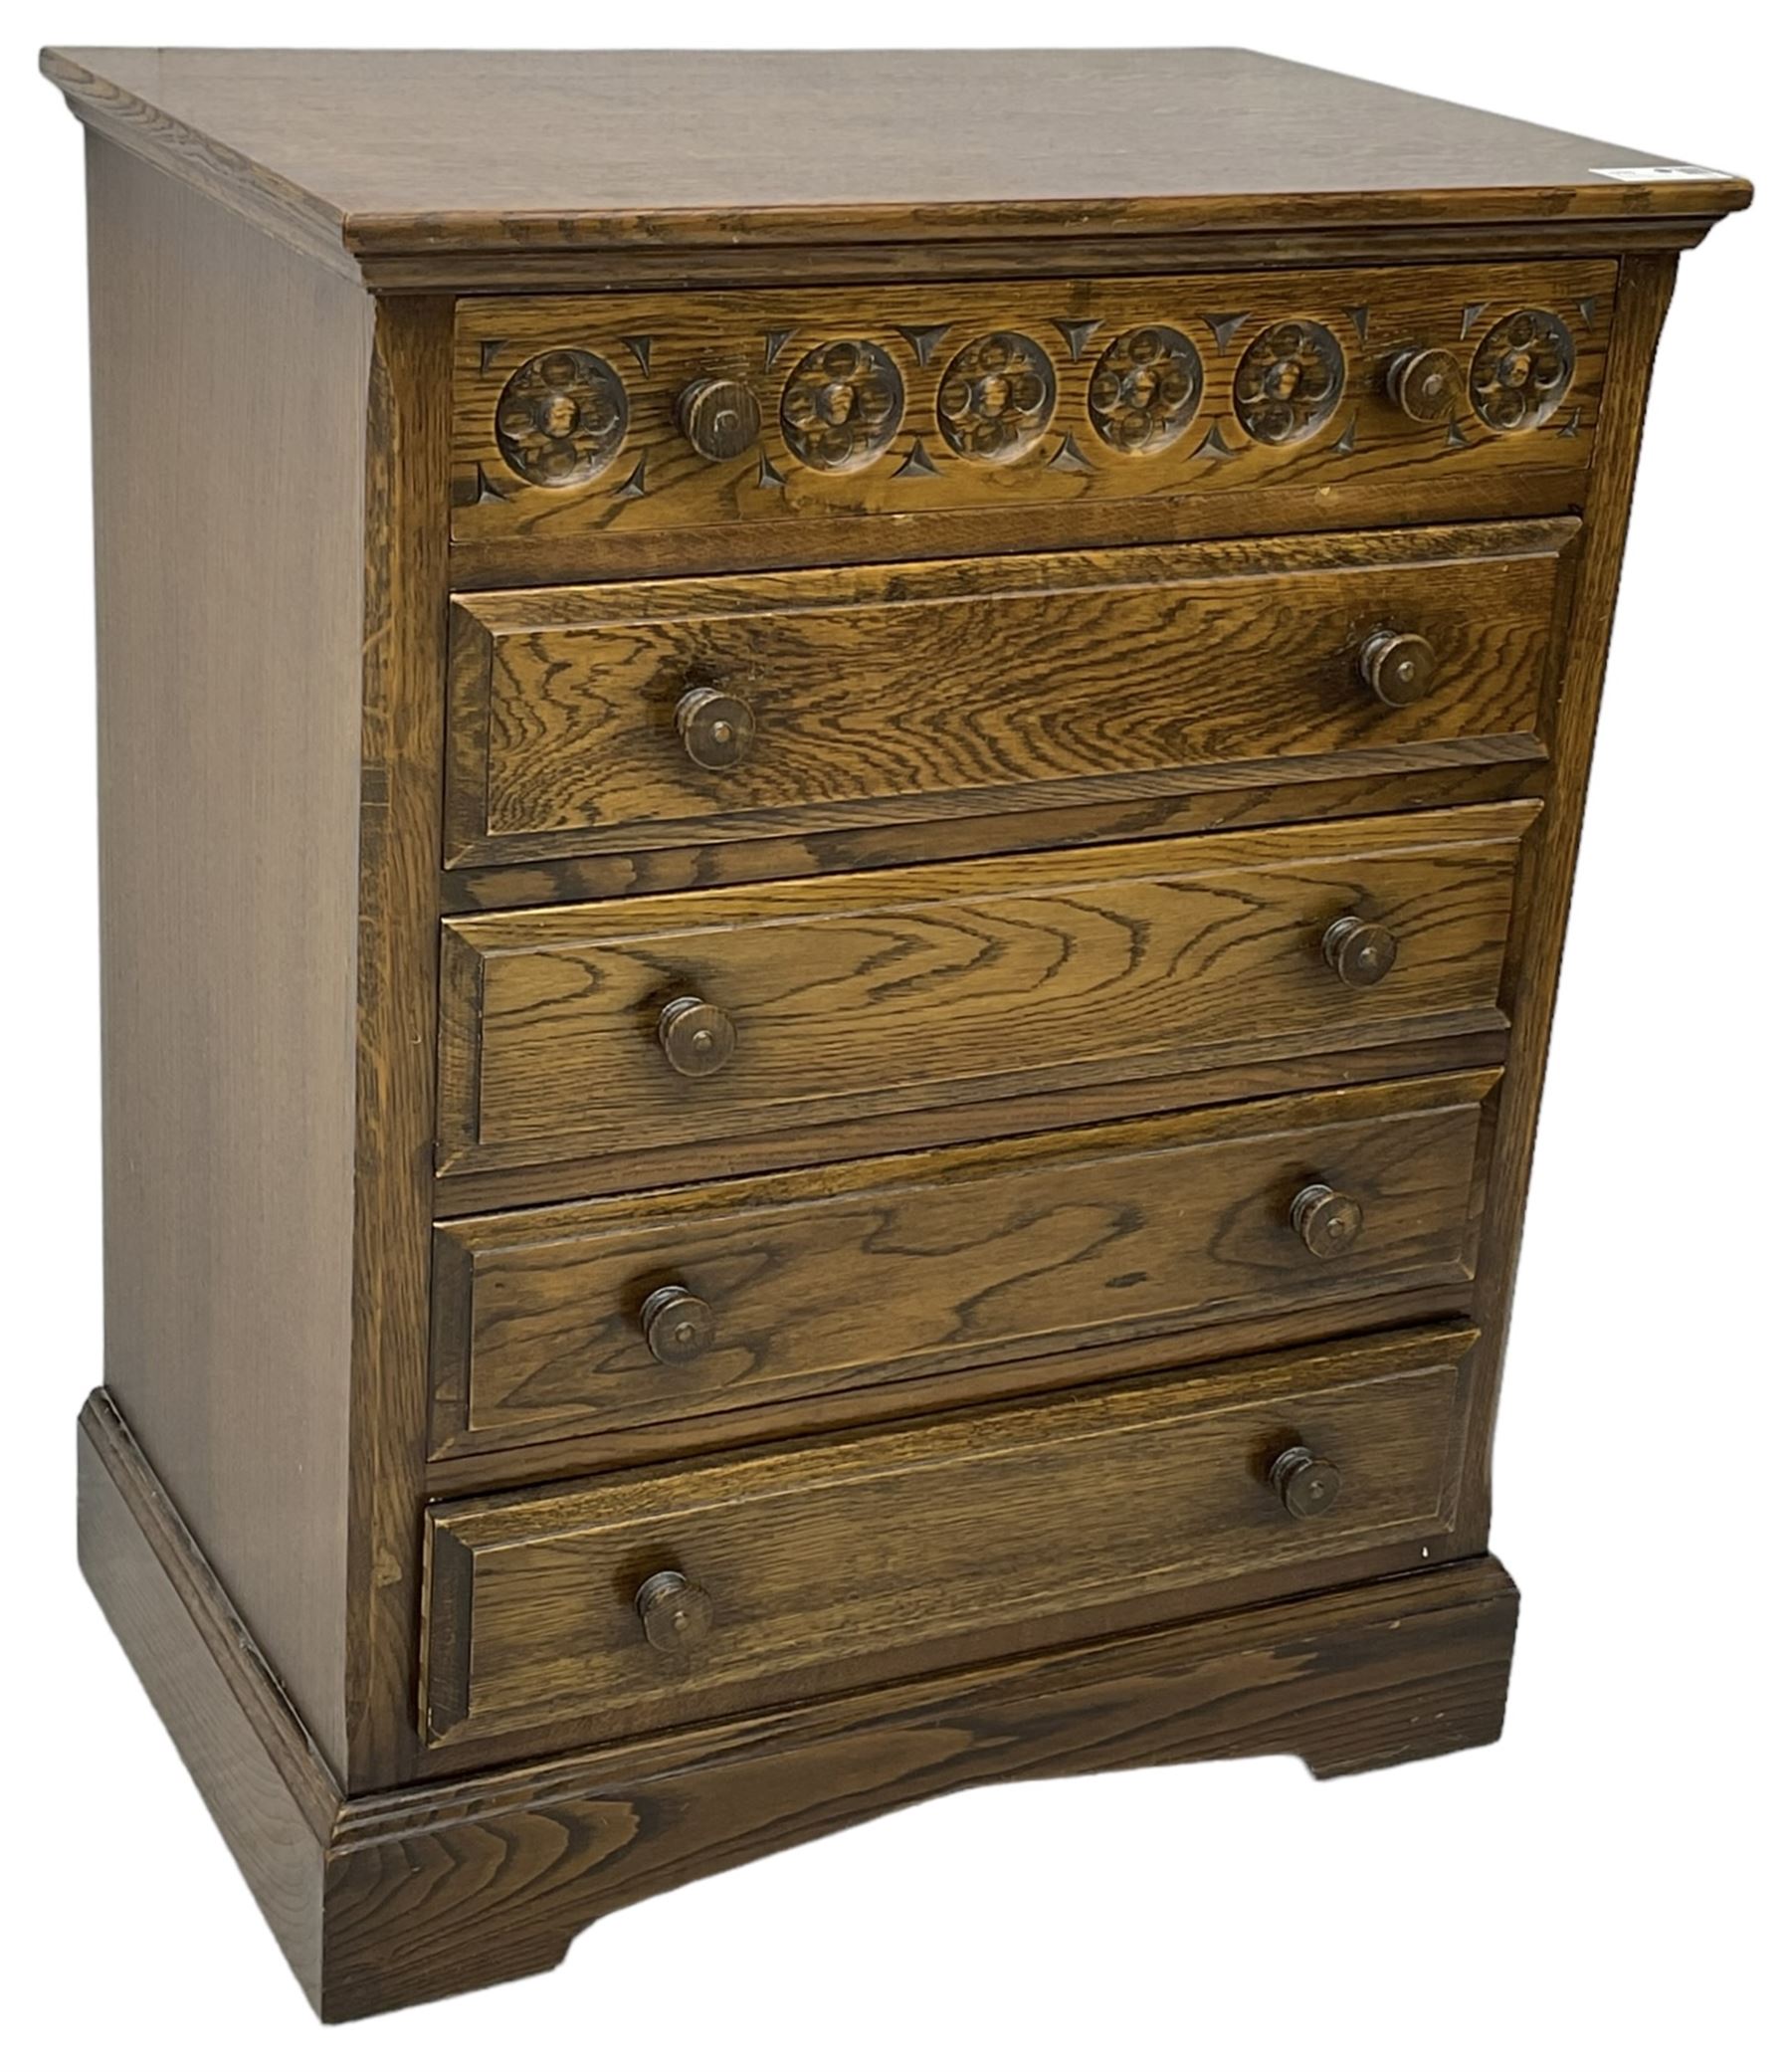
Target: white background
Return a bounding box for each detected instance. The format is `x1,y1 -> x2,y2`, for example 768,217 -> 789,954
3,9 -> 1785,2069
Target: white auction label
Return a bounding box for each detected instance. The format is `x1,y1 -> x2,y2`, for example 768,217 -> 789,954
1589,164 -> 1729,182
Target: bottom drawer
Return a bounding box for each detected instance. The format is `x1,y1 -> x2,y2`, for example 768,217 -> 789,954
422,1324 -> 1476,1748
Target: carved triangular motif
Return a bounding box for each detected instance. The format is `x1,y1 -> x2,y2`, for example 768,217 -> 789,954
622,335 -> 654,372
757,454 -> 787,488
1328,413 -> 1358,456
1203,312 -> 1249,349
1050,318 -> 1100,361
479,338 -> 506,374
1196,424 -> 1240,459
1344,306 -> 1370,341
1460,302 -> 1489,339
896,324 -> 951,366
613,456 -> 649,499
1578,298 -> 1599,327
764,328 -> 797,370
1446,420 -> 1469,448
1046,433 -> 1094,473
893,439 -> 940,479
1554,407 -> 1584,439
473,462 -> 507,504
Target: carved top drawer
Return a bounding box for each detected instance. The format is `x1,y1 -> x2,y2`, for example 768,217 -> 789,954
446,518 -> 1569,870
453,261 -> 1612,568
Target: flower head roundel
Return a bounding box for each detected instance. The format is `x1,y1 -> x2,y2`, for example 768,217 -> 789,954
936,332 -> 1057,462
495,348 -> 629,487
1232,320 -> 1345,446
779,340 -> 905,471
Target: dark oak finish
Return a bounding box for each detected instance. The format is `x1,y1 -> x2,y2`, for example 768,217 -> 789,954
422,1327 -> 1478,1747
80,1384 -> 1519,2020
445,520 -> 1569,868
449,267 -> 1611,554
438,803 -> 1533,1178
86,137 -> 371,1779
430,1073 -> 1495,1459
448,454 -> 1612,591
441,760 -> 1545,917
342,296 -> 455,1788
50,46 -> 1742,2024
43,47 -> 1749,282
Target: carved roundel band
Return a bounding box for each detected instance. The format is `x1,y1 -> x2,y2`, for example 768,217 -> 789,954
1232,319 -> 1346,445
1471,309 -> 1576,431
1088,326 -> 1204,454
495,348 -> 630,487
779,339 -> 905,471
936,332 -> 1057,462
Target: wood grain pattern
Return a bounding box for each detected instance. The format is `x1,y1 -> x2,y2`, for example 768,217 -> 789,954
448,457 -> 1605,591
340,297 -> 454,1791
439,802 -> 1536,1177
382,220 -> 1725,298
342,1549 -> 1519,2013
432,1071 -> 1495,1459
86,136 -> 371,1779
78,1379 -> 1517,2020
422,1326 -> 1478,1746
440,761 -> 1546,916
433,1025 -> 1511,1221
450,265 -> 1612,552
44,47 -> 1749,282
78,1392 -> 334,2006
447,519 -> 1569,868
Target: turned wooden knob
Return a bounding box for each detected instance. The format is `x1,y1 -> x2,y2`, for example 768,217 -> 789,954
1270,1444 -> 1343,1520
640,1284 -> 715,1364
1359,629 -> 1437,708
678,376 -> 761,461
1385,345 -> 1466,424
676,686 -> 755,771
1291,1182 -> 1364,1259
658,995 -> 736,1078
1323,915 -> 1399,988
635,1569 -> 714,1653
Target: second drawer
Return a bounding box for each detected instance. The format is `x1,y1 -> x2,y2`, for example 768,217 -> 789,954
431,1068 -> 1495,1457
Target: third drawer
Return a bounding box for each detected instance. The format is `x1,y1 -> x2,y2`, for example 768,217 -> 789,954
430,1068 -> 1496,1458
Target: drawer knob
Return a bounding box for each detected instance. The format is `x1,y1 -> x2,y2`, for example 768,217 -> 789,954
1359,629 -> 1437,707
1270,1443 -> 1343,1520
1291,1182 -> 1364,1259
1323,915 -> 1399,988
676,686 -> 756,771
1385,345 -> 1466,424
641,1284 -> 716,1364
678,376 -> 762,461
635,1568 -> 715,1653
658,995 -> 737,1078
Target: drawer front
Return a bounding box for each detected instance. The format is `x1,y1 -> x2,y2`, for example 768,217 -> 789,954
438,801 -> 1533,1178
422,1325 -> 1477,1746
452,261 -> 1612,554
446,519 -> 1568,868
432,1071 -> 1494,1458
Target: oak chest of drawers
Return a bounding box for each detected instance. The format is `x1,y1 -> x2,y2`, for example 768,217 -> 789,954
47,46 -> 1749,2021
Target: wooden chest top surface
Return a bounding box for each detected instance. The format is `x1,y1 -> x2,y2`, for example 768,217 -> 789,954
43,46 -> 1750,264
